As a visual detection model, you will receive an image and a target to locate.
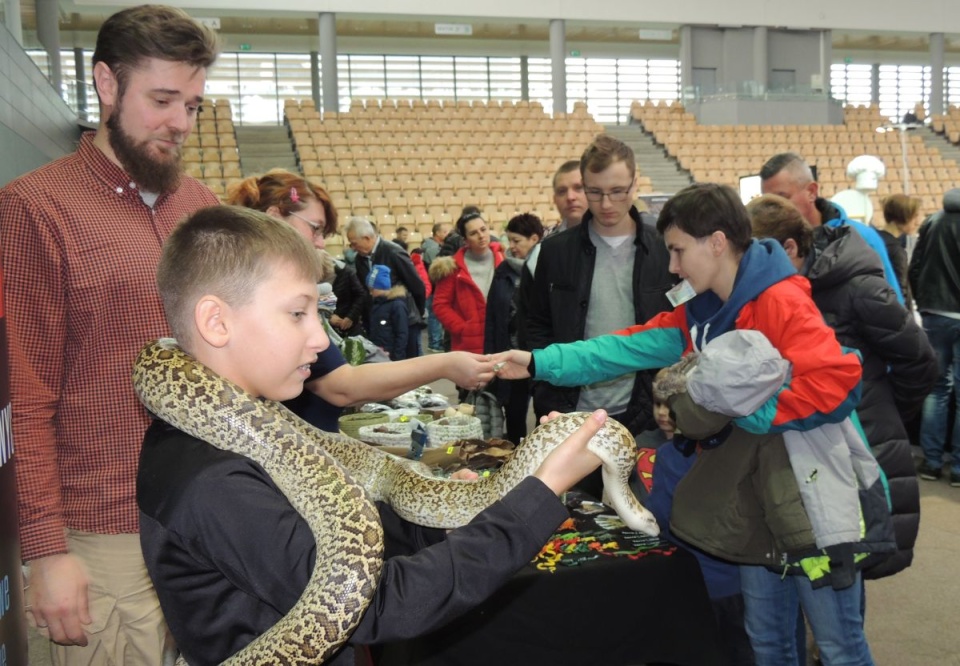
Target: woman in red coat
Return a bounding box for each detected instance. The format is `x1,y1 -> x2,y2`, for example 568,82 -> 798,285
429,210 -> 504,355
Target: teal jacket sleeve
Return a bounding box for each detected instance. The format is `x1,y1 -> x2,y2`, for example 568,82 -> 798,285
531,315 -> 687,387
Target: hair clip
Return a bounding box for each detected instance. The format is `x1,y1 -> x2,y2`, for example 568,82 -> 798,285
290,187 -> 300,203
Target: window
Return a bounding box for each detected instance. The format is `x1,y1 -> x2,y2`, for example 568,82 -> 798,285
878,64 -> 929,121
27,49 -> 681,125
831,63 -> 874,109
530,56 -> 681,123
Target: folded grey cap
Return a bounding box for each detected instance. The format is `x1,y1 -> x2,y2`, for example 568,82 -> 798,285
687,329 -> 790,418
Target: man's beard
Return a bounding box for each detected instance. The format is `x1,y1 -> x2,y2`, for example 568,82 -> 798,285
106,106 -> 183,195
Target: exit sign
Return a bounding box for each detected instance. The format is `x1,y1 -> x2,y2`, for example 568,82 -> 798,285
570,49 -> 581,57
240,43 -> 252,51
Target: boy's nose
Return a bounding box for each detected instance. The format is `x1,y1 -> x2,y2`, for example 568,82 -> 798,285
309,312 -> 330,351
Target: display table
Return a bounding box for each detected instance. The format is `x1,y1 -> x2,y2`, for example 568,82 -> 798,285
377,493 -> 723,666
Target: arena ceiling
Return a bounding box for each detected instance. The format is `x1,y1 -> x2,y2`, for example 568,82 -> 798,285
16,3 -> 960,54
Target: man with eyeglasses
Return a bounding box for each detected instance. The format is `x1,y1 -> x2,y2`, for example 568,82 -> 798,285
346,216 -> 427,358
524,136 -> 674,487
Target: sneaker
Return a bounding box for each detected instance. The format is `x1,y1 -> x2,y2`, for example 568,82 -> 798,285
917,461 -> 943,481
427,347 -> 444,354
951,472 -> 960,488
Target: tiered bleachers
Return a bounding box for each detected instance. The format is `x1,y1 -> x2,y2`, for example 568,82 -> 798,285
930,104 -> 960,144
283,98 -> 620,248
632,100 -> 958,215
183,99 -> 241,197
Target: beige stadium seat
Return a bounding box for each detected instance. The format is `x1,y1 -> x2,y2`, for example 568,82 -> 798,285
182,147 -> 203,163
222,164 -> 243,180
388,196 -> 409,216
220,149 -> 240,164
204,163 -> 224,180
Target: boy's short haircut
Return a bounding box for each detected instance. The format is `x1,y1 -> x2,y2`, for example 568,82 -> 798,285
158,205 -> 321,347
92,5 -> 220,99
580,135 -> 636,179
746,194 -> 814,258
656,183 -> 753,254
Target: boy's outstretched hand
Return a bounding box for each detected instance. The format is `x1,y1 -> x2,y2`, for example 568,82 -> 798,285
532,409 -> 606,496
490,350 -> 533,380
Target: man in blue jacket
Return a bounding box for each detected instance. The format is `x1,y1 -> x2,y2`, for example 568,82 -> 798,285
760,152 -> 904,304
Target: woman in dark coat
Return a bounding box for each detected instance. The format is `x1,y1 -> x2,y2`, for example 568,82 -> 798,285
484,213 -> 544,444
879,193 -> 923,309
749,194 -> 938,579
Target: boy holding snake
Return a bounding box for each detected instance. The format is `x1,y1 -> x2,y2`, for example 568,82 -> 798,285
135,204 -> 607,665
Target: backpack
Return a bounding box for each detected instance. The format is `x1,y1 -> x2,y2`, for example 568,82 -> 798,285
463,389 -> 505,440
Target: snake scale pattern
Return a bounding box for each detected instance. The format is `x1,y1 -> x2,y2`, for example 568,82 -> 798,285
132,339 -> 659,665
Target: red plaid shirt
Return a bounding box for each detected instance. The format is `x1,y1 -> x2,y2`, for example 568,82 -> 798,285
0,133 -> 219,560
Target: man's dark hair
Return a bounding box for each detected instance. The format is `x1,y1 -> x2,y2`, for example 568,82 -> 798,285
656,183 -> 753,254
92,5 -> 220,99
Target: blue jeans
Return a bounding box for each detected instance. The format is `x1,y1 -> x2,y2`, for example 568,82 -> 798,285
425,294 -> 443,350
741,566 -> 874,666
919,313 -> 960,473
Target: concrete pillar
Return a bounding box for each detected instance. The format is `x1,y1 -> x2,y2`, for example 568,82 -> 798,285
74,46 -> 87,118
930,32 -> 945,117
4,0 -> 22,44
549,19 -> 566,115
36,0 -> 62,92
318,12 -> 338,114
753,26 -> 768,93
310,50 -> 321,109
679,26 -> 693,100
520,56 -> 529,102
721,29 -> 733,93
871,63 -> 881,107
820,30 -> 832,96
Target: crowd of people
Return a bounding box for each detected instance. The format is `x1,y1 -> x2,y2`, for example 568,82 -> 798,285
2,4 -> 957,666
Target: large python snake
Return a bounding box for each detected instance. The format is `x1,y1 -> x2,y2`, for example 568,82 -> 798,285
132,339 -> 659,665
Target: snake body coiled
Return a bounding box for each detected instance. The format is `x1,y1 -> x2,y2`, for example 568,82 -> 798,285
132,339 -> 659,665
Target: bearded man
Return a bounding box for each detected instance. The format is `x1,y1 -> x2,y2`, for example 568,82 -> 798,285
0,6 -> 220,664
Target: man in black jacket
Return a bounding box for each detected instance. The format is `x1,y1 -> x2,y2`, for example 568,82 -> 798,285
909,188 -> 960,485
347,217 -> 427,358
521,135 -> 675,437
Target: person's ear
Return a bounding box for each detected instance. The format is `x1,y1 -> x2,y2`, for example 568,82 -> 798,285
93,62 -> 119,109
709,230 -> 727,255
265,205 -> 283,219
782,238 -> 799,259
806,180 -> 819,202
530,234 -> 541,245
194,296 -> 230,348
